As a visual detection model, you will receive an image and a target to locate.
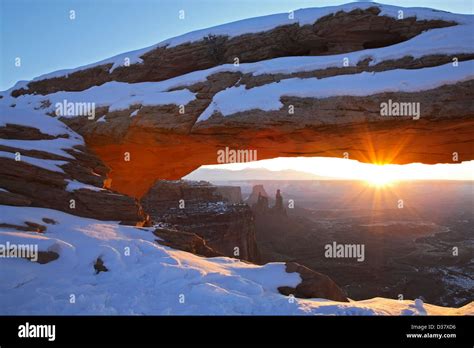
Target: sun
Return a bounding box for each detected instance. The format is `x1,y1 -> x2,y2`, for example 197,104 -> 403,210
364,164 -> 396,187
366,175 -> 394,187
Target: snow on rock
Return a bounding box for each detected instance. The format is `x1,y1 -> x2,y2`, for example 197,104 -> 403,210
0,138 -> 80,159
0,104 -> 83,159
239,22 -> 474,76
136,16 -> 474,92
5,36 -> 472,125
198,60 -> 474,121
0,104 -> 110,200
0,104 -> 76,164
0,205 -> 472,315
0,151 -> 68,173
2,5 -> 471,120
3,81 -> 196,117
65,180 -> 105,192
14,3 -> 471,85
0,105 -> 81,140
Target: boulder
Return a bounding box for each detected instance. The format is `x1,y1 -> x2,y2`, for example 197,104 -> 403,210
153,228 -> 221,258
279,262 -> 349,302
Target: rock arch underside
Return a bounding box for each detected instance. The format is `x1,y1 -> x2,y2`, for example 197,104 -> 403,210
23,8 -> 474,197
1,6 -> 472,208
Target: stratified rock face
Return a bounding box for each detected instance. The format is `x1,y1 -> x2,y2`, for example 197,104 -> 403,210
141,180 -> 223,214
0,109 -> 148,225
215,186 -> 242,203
10,7 -> 455,97
1,4 -> 473,198
142,180 -> 260,262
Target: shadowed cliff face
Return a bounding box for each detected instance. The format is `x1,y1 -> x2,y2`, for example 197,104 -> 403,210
6,7 -> 474,198
0,120 -> 149,225
141,180 -> 260,263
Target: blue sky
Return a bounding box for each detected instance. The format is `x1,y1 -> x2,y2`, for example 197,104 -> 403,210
1,0 -> 473,90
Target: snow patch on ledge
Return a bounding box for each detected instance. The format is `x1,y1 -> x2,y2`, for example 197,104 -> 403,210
0,105 -> 82,140
0,105 -> 85,172
65,180 -> 105,192
4,81 -> 196,117
0,151 -> 67,173
197,60 -> 474,121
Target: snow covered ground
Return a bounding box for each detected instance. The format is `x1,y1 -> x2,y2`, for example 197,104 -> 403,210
0,105 -> 472,316
0,205 -> 472,315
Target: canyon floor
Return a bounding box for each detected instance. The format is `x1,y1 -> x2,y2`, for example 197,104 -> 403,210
232,180 -> 473,307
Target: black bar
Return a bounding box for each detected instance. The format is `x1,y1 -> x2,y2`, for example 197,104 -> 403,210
0,315 -> 472,346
